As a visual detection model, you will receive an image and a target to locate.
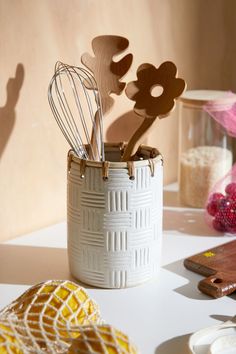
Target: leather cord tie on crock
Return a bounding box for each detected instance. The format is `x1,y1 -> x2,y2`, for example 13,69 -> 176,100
119,141 -> 126,158
127,161 -> 135,180
102,161 -> 110,180
148,159 -> 155,177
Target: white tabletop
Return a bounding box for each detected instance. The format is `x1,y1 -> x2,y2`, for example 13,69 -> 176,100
1,185 -> 235,354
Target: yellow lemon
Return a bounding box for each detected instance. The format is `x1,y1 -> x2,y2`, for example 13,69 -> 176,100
1,280 -> 101,348
68,324 -> 138,354
0,281 -> 138,353
5,280 -> 100,324
0,320 -> 23,354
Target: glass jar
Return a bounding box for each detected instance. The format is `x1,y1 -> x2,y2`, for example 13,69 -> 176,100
178,90 -> 236,208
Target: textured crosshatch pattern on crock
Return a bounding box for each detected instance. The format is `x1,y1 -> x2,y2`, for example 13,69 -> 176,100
67,146 -> 163,288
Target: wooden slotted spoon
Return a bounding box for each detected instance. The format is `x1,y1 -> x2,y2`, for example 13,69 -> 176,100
121,61 -> 186,161
81,35 -> 133,160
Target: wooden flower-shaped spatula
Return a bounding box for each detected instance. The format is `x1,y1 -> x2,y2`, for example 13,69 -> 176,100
121,61 -> 186,161
81,35 -> 133,160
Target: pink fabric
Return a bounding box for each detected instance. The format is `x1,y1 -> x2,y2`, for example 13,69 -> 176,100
203,93 -> 236,233
203,92 -> 236,137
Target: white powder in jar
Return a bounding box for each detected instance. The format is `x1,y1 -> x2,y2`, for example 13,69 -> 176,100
179,146 -> 232,208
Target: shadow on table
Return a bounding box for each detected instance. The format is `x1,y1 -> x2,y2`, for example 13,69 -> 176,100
163,259 -> 212,301
164,259 -> 236,301
211,314 -> 234,322
163,189 -> 183,208
0,244 -> 93,289
155,333 -> 191,354
163,208 -> 221,237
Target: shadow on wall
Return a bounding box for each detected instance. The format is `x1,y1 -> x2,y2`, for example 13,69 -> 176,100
106,110 -> 144,143
0,63 -> 24,159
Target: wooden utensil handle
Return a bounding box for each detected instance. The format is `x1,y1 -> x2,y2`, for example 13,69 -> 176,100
198,271 -> 236,298
89,110 -> 102,161
121,117 -> 156,161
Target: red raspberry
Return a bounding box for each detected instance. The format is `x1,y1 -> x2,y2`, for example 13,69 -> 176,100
227,192 -> 236,201
219,198 -> 231,210
212,217 -> 226,232
210,193 -> 225,202
207,193 -> 225,216
207,200 -> 219,216
225,182 -> 236,195
218,200 -> 236,229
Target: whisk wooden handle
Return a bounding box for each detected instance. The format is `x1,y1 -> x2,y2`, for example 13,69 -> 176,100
89,110 -> 102,161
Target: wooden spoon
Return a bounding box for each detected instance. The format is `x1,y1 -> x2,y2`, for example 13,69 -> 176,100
81,35 -> 133,160
121,61 -> 186,161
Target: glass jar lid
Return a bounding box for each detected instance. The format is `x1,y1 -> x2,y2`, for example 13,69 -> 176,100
179,90 -> 236,110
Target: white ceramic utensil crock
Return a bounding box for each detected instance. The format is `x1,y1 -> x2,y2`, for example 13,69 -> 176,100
67,143 -> 163,288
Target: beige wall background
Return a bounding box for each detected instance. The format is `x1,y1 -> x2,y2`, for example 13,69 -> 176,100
1,0 -> 236,241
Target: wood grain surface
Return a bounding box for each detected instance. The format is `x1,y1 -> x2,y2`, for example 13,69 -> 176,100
184,240 -> 236,298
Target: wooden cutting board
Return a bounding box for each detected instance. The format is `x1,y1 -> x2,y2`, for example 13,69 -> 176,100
184,240 -> 236,298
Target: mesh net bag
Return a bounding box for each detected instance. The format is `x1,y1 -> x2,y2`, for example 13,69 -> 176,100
0,280 -> 138,353
0,280 -> 101,353
68,324 -> 138,354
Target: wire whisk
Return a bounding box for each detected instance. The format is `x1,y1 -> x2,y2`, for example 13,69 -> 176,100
48,61 -> 104,161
